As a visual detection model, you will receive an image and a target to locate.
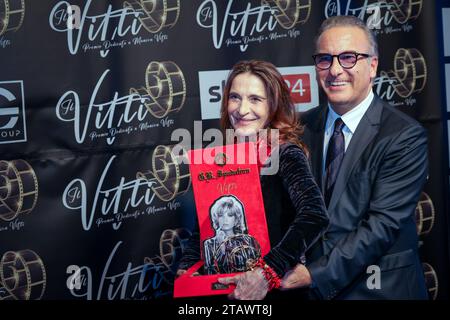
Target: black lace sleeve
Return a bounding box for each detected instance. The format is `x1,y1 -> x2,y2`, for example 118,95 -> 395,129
263,143 -> 329,277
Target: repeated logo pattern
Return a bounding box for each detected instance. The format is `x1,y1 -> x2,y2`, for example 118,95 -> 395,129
137,144 -> 191,202
130,61 -> 186,119
262,0 -> 311,29
415,192 -> 435,236
422,262 -> 438,300
0,0 -> 445,300
144,228 -> 191,285
0,160 -> 38,222
124,0 -> 181,33
386,0 -> 422,24
381,48 -> 427,98
0,0 -> 25,36
0,249 -> 46,300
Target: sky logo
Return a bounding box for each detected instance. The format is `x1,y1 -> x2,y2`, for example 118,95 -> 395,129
198,66 -> 318,120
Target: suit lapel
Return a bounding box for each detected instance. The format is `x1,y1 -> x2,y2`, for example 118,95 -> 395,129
327,96 -> 383,213
307,107 -> 327,190
301,106 -> 328,259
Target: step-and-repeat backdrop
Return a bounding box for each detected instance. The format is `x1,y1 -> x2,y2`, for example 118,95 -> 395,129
1,0 -> 448,300
439,0 -> 450,302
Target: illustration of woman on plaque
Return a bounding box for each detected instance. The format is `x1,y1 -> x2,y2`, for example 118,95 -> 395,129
203,195 -> 260,275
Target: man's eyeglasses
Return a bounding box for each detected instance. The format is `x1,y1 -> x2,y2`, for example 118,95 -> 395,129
312,52 -> 372,70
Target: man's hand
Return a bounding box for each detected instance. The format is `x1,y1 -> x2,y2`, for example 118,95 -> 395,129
218,268 -> 269,300
280,264 -> 312,289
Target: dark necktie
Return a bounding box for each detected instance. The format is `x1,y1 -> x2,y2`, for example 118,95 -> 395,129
325,118 -> 345,207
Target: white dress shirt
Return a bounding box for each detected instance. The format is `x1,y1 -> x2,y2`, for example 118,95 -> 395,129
322,90 -> 375,176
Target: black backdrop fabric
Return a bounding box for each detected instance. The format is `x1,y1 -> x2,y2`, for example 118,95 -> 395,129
0,0 -> 448,300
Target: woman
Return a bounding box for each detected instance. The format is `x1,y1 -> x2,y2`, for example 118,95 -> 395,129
203,195 -> 260,275
177,60 -> 328,300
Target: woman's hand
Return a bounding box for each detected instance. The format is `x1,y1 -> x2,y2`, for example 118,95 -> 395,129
218,268 -> 269,300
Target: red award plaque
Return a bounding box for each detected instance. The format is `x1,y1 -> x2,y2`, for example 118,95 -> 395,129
174,142 -> 270,298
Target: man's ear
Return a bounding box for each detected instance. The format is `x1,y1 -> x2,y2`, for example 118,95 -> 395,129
370,56 -> 379,79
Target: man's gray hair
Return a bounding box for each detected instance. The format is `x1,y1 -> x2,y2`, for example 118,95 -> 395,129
315,15 -> 379,57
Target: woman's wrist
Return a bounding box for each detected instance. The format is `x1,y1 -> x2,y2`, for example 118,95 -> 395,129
248,257 -> 281,291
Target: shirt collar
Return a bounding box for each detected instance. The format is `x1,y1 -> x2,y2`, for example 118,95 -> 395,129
326,90 -> 374,134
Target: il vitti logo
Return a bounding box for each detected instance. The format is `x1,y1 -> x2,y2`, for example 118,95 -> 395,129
55,61 -> 186,146
384,0 -> 422,24
422,263 -> 438,300
130,61 -> 186,119
49,0 -> 180,57
380,48 -> 427,98
137,144 -> 191,202
62,144 -> 191,231
196,0 -> 311,52
0,159 -> 38,222
0,249 -> 46,300
65,229 -> 191,300
123,0 -> 180,33
324,0 -> 422,26
261,0 -> 311,29
0,0 -> 25,36
415,192 -> 435,236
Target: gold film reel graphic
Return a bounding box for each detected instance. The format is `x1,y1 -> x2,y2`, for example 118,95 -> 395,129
415,192 -> 435,236
380,48 -> 427,98
0,159 -> 38,222
123,0 -> 180,33
262,0 -> 311,29
0,0 -> 25,36
422,263 -> 438,300
144,228 -> 191,284
385,0 -> 422,24
130,61 -> 186,119
0,249 -> 46,300
137,144 -> 191,202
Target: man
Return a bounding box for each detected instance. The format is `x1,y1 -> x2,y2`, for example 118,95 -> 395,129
281,15 -> 428,299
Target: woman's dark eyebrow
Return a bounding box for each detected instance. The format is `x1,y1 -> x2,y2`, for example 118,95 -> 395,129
249,94 -> 267,99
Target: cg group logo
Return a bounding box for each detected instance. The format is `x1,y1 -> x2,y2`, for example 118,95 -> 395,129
198,65 -> 318,120
324,0 -> 422,34
0,0 -> 25,48
49,0 -> 180,57
55,61 -> 186,146
196,0 -> 311,52
374,48 -> 427,107
0,81 -> 27,144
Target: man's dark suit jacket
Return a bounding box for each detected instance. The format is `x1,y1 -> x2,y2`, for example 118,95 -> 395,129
301,95 -> 429,300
